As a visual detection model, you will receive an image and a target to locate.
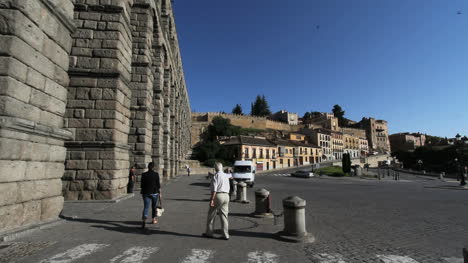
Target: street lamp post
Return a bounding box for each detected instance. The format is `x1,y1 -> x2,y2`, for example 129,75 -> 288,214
455,134 -> 466,186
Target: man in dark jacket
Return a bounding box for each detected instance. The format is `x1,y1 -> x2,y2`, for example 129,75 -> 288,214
140,162 -> 161,229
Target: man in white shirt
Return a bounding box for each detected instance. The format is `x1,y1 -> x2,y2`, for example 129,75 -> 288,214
203,162 -> 232,240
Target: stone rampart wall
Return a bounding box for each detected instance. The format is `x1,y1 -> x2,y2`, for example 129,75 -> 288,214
190,112 -> 301,147
341,127 -> 366,138
193,112 -> 295,130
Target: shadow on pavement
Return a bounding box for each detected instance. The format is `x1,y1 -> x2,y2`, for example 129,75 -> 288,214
228,212 -> 254,217
61,215 -> 285,241
229,229 -> 281,241
61,216 -> 203,238
93,224 -> 203,238
167,198 -> 210,202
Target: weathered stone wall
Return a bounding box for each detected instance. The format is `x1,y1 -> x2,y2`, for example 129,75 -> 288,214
129,2 -> 155,179
0,0 -> 75,231
63,0 -> 191,199
341,127 -> 366,139
0,0 -> 191,233
63,0 -> 134,200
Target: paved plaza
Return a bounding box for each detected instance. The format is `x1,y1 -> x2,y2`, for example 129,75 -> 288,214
1,168 -> 467,263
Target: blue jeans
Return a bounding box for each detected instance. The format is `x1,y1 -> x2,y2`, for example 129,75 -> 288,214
142,194 -> 159,220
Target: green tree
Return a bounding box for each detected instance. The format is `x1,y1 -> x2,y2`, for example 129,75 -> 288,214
311,111 -> 321,117
250,95 -> 272,117
303,112 -> 312,120
332,104 -> 348,127
342,153 -> 352,174
205,116 -> 241,140
303,111 -> 321,120
232,104 -> 243,115
195,116 -> 242,165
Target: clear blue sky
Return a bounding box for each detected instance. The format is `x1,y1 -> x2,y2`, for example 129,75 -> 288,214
173,0 -> 468,138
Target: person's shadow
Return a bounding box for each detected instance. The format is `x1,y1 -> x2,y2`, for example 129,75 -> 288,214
60,216 -> 281,240
60,216 -> 202,238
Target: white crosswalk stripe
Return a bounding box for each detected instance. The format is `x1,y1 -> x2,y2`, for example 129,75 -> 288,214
247,251 -> 278,263
39,243 -> 109,263
109,246 -> 159,263
312,253 -> 347,263
377,255 -> 419,263
35,243 -> 459,263
180,249 -> 214,263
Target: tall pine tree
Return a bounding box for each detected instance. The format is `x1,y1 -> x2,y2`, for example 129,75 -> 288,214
250,95 -> 272,117
332,104 -> 347,127
232,104 -> 243,115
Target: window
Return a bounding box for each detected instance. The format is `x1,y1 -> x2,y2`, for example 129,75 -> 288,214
244,148 -> 249,158
234,166 -> 251,173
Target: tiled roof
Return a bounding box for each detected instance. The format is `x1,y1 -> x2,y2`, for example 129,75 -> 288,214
269,138 -> 297,147
312,128 -> 332,135
290,140 -> 319,148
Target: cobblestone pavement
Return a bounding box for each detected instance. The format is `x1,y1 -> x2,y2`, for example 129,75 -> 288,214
2,169 -> 467,262
0,242 -> 54,263
259,168 -> 468,262
2,174 -> 309,263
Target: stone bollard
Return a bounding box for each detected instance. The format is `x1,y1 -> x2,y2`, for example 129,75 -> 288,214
277,196 -> 314,243
236,182 -> 249,203
252,189 -> 273,218
440,172 -> 445,180
356,166 -> 362,176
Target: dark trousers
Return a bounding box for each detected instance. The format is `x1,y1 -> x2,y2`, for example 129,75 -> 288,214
127,180 -> 134,193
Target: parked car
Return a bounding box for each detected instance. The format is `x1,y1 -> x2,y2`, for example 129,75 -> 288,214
291,170 -> 314,178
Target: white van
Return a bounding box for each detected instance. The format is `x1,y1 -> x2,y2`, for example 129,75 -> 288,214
232,160 -> 256,187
